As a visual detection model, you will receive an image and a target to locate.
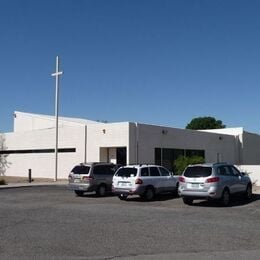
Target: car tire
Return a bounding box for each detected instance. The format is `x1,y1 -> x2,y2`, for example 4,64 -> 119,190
97,185 -> 107,197
118,194 -> 127,200
183,197 -> 193,205
143,187 -> 155,201
221,189 -> 230,206
173,182 -> 179,197
74,190 -> 84,197
245,184 -> 252,200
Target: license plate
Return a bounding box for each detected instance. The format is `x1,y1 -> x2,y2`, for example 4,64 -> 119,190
187,183 -> 199,189
74,179 -> 81,183
119,182 -> 130,187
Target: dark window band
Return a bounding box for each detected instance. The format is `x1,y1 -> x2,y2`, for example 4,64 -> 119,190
0,148 -> 76,154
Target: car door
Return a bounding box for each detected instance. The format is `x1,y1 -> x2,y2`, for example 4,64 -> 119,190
92,165 -> 107,187
148,167 -> 163,192
158,166 -> 176,192
217,166 -> 237,194
229,166 -> 247,193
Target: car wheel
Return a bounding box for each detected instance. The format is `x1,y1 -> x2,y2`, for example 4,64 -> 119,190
173,182 -> 179,197
97,185 -> 107,197
118,194 -> 127,200
221,189 -> 230,206
183,197 -> 193,205
143,187 -> 155,201
245,184 -> 252,200
74,190 -> 84,197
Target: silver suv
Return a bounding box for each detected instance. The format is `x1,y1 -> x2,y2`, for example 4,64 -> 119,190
112,164 -> 179,201
68,162 -> 119,196
178,163 -> 252,206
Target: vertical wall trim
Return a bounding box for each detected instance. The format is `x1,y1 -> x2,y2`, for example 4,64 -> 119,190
135,122 -> 139,164
84,125 -> 87,163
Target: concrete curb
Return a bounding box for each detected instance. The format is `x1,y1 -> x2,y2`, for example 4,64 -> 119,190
0,181 -> 67,189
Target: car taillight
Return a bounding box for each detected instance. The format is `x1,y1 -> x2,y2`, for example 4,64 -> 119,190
179,176 -> 185,183
206,177 -> 220,183
82,176 -> 94,182
135,178 -> 143,184
68,175 -> 72,181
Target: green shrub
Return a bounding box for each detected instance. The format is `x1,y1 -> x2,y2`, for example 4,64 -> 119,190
174,155 -> 205,175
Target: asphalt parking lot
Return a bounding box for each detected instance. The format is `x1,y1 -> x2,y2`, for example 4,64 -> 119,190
0,186 -> 260,260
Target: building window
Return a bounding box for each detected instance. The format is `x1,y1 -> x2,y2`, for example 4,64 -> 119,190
154,148 -> 205,171
0,148 -> 76,154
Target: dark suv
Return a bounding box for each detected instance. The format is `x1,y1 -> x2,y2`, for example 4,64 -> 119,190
68,162 -> 119,196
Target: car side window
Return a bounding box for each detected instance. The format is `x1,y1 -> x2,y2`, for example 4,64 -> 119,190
229,166 -> 240,176
107,165 -> 117,175
217,166 -> 226,175
218,166 -> 234,176
159,167 -> 170,176
218,166 -> 231,176
149,167 -> 161,177
93,165 -> 114,175
93,165 -> 105,175
141,167 -> 149,177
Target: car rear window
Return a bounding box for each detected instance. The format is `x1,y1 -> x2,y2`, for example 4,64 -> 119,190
184,166 -> 212,177
71,165 -> 91,175
116,168 -> 138,177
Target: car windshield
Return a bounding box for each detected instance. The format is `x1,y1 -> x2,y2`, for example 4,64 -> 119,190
116,168 -> 138,177
71,165 -> 91,175
184,166 -> 212,177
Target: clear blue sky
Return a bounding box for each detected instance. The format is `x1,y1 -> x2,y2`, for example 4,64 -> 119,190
1,0 -> 260,133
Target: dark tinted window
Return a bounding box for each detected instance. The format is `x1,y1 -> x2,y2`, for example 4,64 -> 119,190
71,165 -> 90,175
116,168 -> 138,177
93,165 -> 116,175
150,167 -> 160,176
184,166 -> 212,177
159,167 -> 170,176
217,166 -> 232,176
229,166 -> 240,176
141,167 -> 149,177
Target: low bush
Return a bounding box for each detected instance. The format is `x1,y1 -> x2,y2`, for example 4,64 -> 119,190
174,155 -> 205,175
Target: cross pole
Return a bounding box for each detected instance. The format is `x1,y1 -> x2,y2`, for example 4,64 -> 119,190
51,56 -> 63,181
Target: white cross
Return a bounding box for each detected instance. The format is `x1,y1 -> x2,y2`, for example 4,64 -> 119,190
52,56 -> 63,78
52,56 -> 63,181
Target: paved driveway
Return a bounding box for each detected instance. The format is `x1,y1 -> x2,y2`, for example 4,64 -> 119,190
0,186 -> 260,259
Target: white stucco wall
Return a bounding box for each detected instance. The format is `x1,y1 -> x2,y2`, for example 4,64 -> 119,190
129,123 -> 237,165
3,112 -> 260,180
13,111 -> 102,132
236,165 -> 260,186
3,125 -> 86,179
242,132 -> 260,164
86,122 -> 130,163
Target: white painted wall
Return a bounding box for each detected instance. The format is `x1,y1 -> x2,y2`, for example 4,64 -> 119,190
86,122 -> 130,163
13,111 -> 102,132
236,165 -> 260,186
4,125 -> 86,179
3,112 -> 260,180
129,123 -> 237,165
242,132 -> 260,164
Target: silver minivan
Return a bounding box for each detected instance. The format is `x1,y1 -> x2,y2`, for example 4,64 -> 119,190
68,162 -> 119,196
178,163 -> 252,206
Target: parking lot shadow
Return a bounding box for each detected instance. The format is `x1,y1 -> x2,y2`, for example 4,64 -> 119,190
188,193 -> 260,208
125,193 -> 180,202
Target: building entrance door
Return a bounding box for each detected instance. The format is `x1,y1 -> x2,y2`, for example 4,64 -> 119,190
100,147 -> 127,165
